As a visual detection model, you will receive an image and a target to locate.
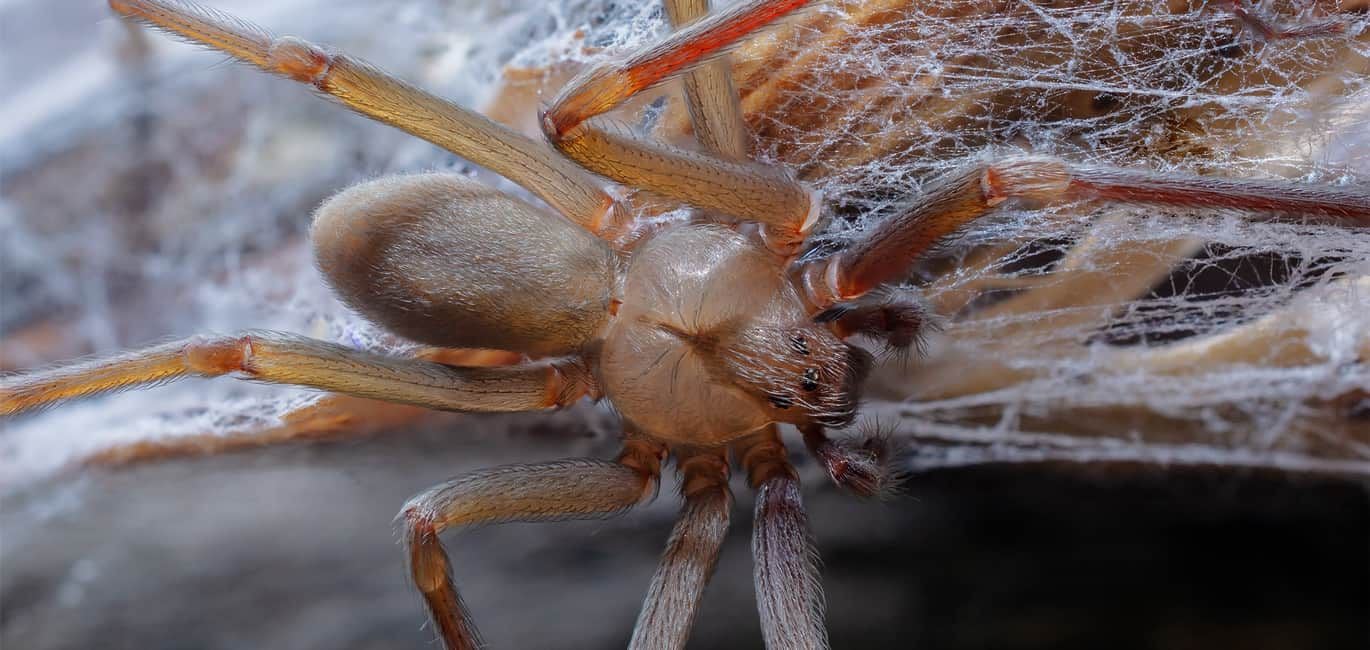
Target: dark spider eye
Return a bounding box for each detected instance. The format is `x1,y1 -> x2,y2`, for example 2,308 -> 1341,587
769,394 -> 794,409
801,368 -> 820,391
789,334 -> 810,355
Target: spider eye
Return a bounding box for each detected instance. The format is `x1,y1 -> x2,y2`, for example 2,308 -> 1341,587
789,334 -> 810,355
801,368 -> 820,391
769,394 -> 794,409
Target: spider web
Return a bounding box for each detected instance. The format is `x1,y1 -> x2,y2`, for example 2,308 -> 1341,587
1,0 -> 1367,486
522,0 -> 1370,476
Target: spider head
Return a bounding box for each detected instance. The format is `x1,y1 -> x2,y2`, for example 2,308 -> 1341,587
715,321 -> 873,429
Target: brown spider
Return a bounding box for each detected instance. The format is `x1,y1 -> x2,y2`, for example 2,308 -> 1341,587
3,0 -> 1368,648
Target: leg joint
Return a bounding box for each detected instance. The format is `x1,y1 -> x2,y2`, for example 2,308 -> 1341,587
676,448 -> 731,501
980,157 -> 1072,206
182,335 -> 253,376
399,502 -> 440,537
734,430 -> 796,488
545,358 -> 599,408
267,36 -> 336,89
617,437 -> 668,498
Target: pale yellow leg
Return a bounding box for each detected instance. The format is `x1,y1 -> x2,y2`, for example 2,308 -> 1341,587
0,331 -> 590,416
109,0 -> 617,232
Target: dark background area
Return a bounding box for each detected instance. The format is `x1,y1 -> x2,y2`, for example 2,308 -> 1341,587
4,410 -> 1367,649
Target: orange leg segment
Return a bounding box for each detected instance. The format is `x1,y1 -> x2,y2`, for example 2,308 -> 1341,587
543,0 -> 813,138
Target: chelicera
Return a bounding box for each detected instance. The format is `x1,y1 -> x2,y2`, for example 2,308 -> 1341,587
2,0 -> 1367,648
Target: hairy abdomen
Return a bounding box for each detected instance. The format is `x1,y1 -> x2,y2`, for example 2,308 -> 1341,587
312,174 -> 616,355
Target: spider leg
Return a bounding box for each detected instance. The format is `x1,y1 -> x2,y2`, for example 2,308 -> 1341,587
542,0 -> 820,247
796,157 -> 1370,308
65,349 -> 525,471
0,331 -> 590,416
543,0 -> 811,138
630,446 -> 732,650
1225,0 -> 1346,42
108,0 -> 619,233
664,0 -> 750,161
734,426 -> 830,650
400,438 -> 665,650
547,109 -> 819,246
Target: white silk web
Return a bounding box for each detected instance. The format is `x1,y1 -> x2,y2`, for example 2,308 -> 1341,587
533,0 -> 1370,475
1,0 -> 1367,486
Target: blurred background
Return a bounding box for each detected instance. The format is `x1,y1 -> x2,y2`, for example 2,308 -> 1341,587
1,1 -> 1367,648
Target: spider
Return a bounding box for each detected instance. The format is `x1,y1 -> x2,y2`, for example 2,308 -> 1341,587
3,0 -> 1368,648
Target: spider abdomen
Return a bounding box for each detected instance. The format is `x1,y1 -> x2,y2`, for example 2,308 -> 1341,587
311,173 -> 617,355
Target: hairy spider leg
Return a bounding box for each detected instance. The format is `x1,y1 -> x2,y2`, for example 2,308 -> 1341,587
400,438 -> 665,650
107,0 -> 622,234
547,121 -> 818,243
542,0 -> 822,246
630,446 -> 732,650
56,349 -> 525,471
665,0 -> 752,161
0,332 -> 591,417
797,157 -> 1370,309
734,426 -> 829,650
543,0 -> 813,138
1226,0 -> 1347,41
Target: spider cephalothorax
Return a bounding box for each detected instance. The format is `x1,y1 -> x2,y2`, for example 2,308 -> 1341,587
598,223 -> 874,442
2,1 -> 1367,649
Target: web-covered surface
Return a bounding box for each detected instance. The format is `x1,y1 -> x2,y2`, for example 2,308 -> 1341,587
1,0 -> 1368,486
0,0 -> 535,484
520,0 -> 1370,475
